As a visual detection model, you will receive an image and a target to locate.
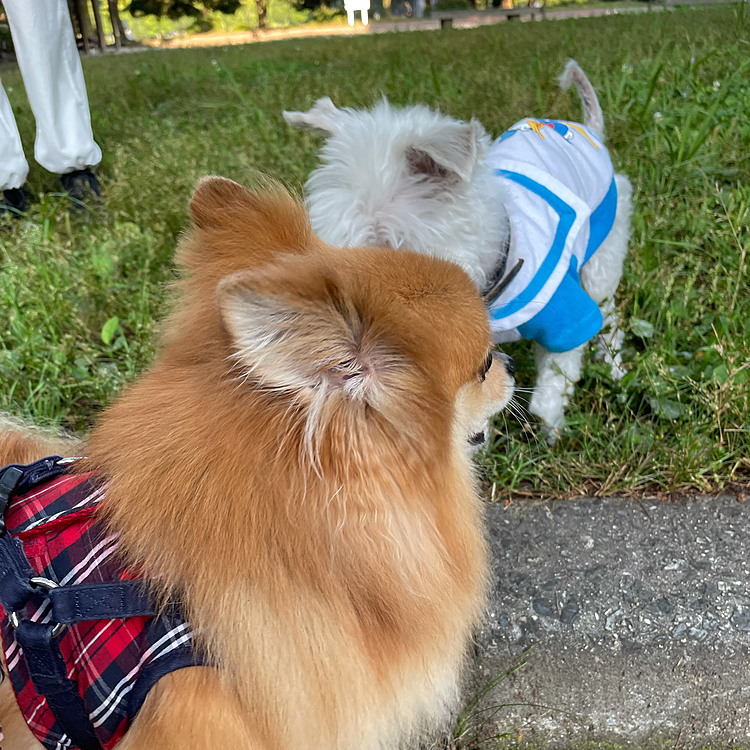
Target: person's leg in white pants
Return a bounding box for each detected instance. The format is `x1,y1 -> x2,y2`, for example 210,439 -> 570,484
1,0 -> 102,208
0,79 -> 29,191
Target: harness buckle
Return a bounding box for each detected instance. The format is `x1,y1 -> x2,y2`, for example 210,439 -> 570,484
9,577 -> 66,638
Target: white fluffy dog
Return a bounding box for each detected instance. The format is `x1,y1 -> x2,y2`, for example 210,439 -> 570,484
284,61 -> 632,444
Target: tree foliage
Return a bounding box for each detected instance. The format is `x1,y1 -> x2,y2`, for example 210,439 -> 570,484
127,0 -> 242,18
290,0 -> 340,14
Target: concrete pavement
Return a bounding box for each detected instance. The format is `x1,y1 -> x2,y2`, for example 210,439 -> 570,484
465,493 -> 750,748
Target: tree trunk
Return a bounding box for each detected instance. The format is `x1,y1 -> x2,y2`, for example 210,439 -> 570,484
108,0 -> 123,49
90,0 -> 107,50
71,0 -> 92,53
256,0 -> 268,29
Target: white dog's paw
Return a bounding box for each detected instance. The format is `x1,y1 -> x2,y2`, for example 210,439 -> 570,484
594,328 -> 626,382
541,424 -> 559,447
529,390 -> 564,447
608,356 -> 627,382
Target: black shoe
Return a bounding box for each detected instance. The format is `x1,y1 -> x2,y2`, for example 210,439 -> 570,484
0,186 -> 30,218
60,168 -> 102,210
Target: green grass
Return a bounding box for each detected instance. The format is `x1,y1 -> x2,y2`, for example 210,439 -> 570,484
1,4 -> 748,497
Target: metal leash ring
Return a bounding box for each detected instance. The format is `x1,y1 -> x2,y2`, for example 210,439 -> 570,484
9,577 -> 66,638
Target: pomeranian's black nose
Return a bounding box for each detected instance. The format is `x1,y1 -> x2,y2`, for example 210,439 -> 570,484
498,353 -> 516,376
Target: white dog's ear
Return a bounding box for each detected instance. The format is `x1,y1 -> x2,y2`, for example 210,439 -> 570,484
407,119 -> 485,184
283,97 -> 342,136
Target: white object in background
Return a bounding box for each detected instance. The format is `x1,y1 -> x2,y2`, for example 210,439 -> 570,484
344,0 -> 370,25
0,0 -> 101,191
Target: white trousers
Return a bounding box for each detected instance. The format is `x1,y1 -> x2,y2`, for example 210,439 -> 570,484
0,0 -> 102,190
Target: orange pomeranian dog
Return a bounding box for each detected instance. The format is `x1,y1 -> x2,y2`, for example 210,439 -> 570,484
0,178 -> 514,750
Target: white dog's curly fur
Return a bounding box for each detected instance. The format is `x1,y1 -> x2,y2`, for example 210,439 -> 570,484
284,61 -> 632,444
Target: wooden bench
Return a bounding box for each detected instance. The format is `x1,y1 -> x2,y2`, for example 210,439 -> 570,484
436,5 -> 542,28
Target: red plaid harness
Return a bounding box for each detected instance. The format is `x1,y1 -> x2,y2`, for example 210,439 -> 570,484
0,458 -> 199,750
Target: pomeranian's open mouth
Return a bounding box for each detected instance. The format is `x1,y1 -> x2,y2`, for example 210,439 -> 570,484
468,430 -> 486,446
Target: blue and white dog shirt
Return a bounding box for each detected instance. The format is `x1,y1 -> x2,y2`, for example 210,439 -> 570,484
485,118 -> 618,353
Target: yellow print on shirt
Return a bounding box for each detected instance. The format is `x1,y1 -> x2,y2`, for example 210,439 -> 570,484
510,119 -> 599,150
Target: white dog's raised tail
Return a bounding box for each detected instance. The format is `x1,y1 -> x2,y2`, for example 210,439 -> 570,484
558,59 -> 605,138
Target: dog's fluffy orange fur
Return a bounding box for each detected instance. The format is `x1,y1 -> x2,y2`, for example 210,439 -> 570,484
0,178 -> 513,750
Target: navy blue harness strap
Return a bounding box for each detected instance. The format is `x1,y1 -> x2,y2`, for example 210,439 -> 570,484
13,455 -> 66,494
14,619 -> 103,750
0,532 -> 39,612
0,466 -> 24,535
1,457 -> 65,537
0,530 -> 156,625
49,581 -> 156,624
2,456 -> 66,498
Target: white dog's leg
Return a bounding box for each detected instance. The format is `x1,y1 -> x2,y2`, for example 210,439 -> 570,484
529,343 -> 586,446
594,297 -> 626,380
530,175 -> 631,444
580,174 -> 633,381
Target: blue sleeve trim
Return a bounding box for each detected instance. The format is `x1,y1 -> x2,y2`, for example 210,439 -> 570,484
517,258 -> 603,352
489,169 -> 577,321
584,177 -> 618,264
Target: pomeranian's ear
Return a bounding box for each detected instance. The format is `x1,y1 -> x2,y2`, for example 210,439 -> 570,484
190,176 -> 256,230
217,265 -> 387,400
283,97 -> 342,136
407,119 -> 486,184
